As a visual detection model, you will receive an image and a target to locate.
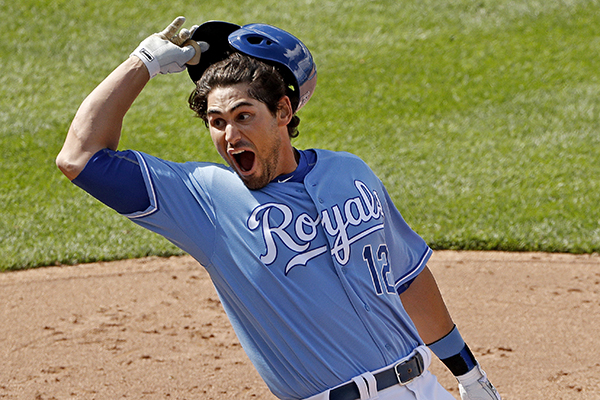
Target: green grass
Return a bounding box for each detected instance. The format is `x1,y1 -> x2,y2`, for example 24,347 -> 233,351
1,0 -> 599,270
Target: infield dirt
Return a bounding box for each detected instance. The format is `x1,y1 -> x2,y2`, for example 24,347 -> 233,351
1,251 -> 599,399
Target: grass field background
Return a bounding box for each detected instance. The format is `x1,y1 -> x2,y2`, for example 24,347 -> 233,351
1,0 -> 599,271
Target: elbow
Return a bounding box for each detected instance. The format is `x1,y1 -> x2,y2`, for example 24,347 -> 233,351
56,124 -> 93,180
56,150 -> 82,181
55,153 -> 75,180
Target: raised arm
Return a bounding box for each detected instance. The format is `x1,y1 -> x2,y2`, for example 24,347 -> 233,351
56,17 -> 199,180
56,58 -> 149,180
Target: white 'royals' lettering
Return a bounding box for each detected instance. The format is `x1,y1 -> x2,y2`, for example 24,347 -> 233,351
247,180 -> 384,274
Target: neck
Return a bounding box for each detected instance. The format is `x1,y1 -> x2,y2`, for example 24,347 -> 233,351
278,143 -> 299,175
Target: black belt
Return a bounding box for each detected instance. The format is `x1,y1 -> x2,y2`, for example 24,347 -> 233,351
329,352 -> 425,400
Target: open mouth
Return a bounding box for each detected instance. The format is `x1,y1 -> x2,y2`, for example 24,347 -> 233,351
232,149 -> 256,173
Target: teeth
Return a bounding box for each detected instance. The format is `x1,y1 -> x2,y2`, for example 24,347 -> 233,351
232,149 -> 245,155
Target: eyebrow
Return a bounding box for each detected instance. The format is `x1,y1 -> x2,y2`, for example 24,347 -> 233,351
207,101 -> 255,116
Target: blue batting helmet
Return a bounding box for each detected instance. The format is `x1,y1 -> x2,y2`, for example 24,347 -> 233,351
187,21 -> 317,111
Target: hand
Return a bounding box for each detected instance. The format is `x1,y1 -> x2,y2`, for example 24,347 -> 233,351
130,17 -> 199,78
457,365 -> 502,400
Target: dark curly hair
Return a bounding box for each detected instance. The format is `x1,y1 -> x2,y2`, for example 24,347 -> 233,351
188,53 -> 301,138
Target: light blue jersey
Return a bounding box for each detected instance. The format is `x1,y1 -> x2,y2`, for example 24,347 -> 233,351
126,149 -> 430,399
90,148 -> 431,399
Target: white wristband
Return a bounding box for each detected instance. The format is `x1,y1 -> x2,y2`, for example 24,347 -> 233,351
131,46 -> 160,78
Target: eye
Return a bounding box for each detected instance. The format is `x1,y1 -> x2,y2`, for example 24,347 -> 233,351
210,118 -> 226,129
236,112 -> 252,123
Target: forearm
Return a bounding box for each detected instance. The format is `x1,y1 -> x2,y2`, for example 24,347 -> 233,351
399,265 -> 454,344
401,266 -> 502,398
400,266 -> 477,372
56,56 -> 150,180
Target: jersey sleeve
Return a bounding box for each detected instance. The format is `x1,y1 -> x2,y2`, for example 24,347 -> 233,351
72,148 -> 152,215
123,151 -> 222,267
72,149 -> 220,267
380,184 -> 432,292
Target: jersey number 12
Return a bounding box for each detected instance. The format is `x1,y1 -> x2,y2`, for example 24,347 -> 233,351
362,244 -> 395,295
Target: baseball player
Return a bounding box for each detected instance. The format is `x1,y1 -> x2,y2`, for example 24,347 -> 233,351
56,17 -> 502,400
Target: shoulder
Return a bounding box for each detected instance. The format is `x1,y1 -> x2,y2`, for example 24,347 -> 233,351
306,149 -> 384,198
134,151 -> 245,192
135,151 -> 233,177
312,149 -> 376,177
313,149 -> 370,167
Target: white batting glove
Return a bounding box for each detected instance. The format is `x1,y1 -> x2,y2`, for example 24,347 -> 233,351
130,16 -> 198,78
457,365 -> 502,400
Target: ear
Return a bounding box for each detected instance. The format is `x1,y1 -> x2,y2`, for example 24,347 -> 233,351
276,96 -> 293,127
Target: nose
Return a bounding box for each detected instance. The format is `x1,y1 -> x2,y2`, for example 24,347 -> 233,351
224,123 -> 241,145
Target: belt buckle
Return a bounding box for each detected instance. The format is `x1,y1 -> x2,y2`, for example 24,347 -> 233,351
394,352 -> 424,386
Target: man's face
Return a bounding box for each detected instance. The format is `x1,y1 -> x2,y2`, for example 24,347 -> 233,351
206,84 -> 296,190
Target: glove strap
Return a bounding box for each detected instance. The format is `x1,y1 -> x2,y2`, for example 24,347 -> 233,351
131,46 -> 160,78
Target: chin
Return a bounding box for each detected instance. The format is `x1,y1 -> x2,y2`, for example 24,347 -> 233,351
240,173 -> 272,190
242,178 -> 269,190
